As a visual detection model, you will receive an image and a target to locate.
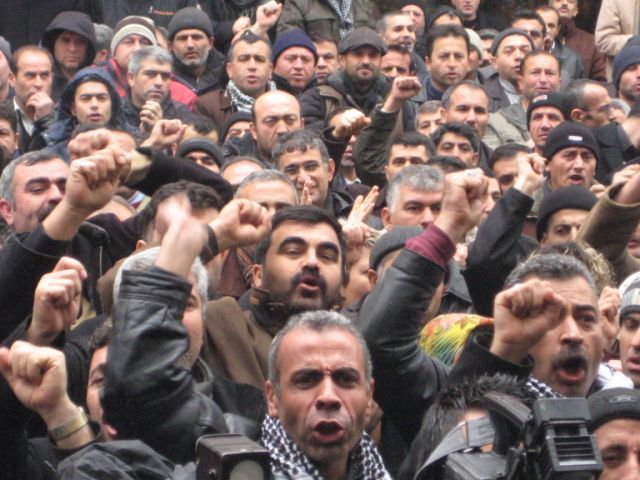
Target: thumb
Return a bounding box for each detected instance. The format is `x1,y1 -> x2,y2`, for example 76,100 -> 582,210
0,347 -> 13,381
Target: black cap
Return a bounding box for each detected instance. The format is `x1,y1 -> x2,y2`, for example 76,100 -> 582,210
526,92 -> 568,129
369,226 -> 422,270
588,388 -> 640,432
221,111 -> 252,141
168,7 -> 213,40
338,27 -> 388,55
543,121 -> 601,164
536,185 -> 597,241
490,28 -> 534,56
176,137 -> 224,168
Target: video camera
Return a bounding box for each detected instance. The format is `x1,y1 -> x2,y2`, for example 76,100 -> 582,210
417,392 -> 603,480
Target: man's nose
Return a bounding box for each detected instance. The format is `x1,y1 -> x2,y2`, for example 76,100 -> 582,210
315,377 -> 341,411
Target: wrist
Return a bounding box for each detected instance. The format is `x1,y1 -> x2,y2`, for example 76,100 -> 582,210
489,339 -> 529,365
40,396 -> 79,430
381,97 -> 403,113
42,199 -> 90,241
25,322 -> 57,346
434,216 -> 466,245
210,221 -> 231,251
514,177 -> 538,197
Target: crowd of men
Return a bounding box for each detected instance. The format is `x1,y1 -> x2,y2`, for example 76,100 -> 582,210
2,0 -> 640,479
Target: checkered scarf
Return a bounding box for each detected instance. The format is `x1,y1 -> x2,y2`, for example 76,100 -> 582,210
526,376 -> 563,399
225,79 -> 276,113
261,416 -> 391,479
325,0 -> 354,39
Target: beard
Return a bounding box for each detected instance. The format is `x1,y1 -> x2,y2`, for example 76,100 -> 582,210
265,267 -> 341,315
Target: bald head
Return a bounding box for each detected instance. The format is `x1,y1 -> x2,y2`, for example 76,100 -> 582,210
251,90 -> 303,159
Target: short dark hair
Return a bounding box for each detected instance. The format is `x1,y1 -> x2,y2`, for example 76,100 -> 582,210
565,79 -> 604,111
0,100 -> 17,133
227,30 -> 272,63
254,205 -> 347,279
387,131 -> 436,163
425,24 -> 469,58
489,143 -> 531,169
385,44 -> 415,72
10,45 -> 53,74
510,9 -> 547,37
441,80 -> 490,111
520,50 -> 560,75
431,122 -> 479,153
427,154 -> 467,173
308,31 -> 336,44
140,180 -> 223,241
0,150 -> 63,205
272,129 -> 330,167
89,319 -> 113,351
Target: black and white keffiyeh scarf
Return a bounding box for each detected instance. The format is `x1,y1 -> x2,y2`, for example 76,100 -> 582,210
261,416 -> 391,479
226,79 -> 276,113
325,0 -> 354,39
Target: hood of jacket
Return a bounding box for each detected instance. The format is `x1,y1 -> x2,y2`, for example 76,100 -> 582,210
46,66 -> 136,146
41,11 -> 97,69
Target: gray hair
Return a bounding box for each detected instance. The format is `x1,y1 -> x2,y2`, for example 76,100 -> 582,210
272,129 -> 330,168
386,164 -> 444,211
113,246 -> 208,318
234,169 -> 297,200
376,10 -> 412,34
504,253 -> 598,298
0,150 -> 63,206
267,310 -> 372,394
128,46 -> 172,75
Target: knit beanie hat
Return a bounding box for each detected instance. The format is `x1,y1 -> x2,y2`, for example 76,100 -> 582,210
221,111 -> 252,141
425,6 -> 464,33
543,121 -> 601,163
369,226 -> 422,270
466,28 -> 483,60
167,7 -> 213,40
272,28 -> 318,64
0,36 -> 11,63
111,16 -> 157,55
613,45 -> 640,90
176,137 -> 224,168
526,92 -> 568,128
536,185 -> 597,241
491,28 -> 534,56
588,388 -> 640,432
619,271 -> 640,320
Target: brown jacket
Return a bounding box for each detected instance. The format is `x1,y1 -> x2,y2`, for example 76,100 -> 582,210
561,20 -> 606,82
577,182 -> 640,285
201,288 -> 289,389
595,0 -> 640,80
194,88 -> 234,131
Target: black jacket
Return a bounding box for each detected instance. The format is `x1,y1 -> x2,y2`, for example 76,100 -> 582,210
97,0 -> 197,28
299,70 -> 415,133
463,187 -> 538,316
593,122 -> 640,185
122,95 -> 200,128
0,148 -> 233,342
173,49 -> 226,97
103,267 -> 228,464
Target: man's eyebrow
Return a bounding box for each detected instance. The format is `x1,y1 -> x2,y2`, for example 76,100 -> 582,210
573,304 -> 598,314
277,236 -> 307,250
89,364 -> 106,379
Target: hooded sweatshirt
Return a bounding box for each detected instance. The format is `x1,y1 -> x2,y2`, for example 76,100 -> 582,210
44,66 -> 138,159
41,11 -> 98,101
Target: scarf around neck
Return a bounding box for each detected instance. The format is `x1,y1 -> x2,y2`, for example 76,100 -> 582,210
261,416 -> 390,479
226,79 -> 276,113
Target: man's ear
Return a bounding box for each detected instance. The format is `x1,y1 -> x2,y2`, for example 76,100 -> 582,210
570,108 -> 583,123
424,55 -> 431,72
250,121 -> 257,140
327,158 -> 335,182
471,151 -> 479,167
70,102 -> 77,118
252,263 -> 263,288
0,198 -> 13,225
367,268 -> 378,288
135,239 -> 147,250
265,380 -> 279,417
126,71 -> 135,89
381,207 -> 393,230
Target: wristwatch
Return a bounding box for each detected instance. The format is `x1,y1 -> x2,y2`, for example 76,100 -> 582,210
48,407 -> 89,441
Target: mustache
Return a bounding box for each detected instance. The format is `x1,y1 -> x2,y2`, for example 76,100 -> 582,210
37,202 -> 59,223
291,268 -> 327,291
551,346 -> 589,373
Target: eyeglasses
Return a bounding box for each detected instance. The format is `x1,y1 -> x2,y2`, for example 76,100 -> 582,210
282,160 -> 322,177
